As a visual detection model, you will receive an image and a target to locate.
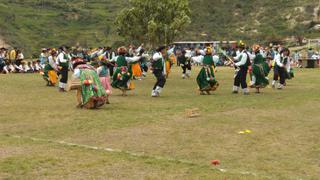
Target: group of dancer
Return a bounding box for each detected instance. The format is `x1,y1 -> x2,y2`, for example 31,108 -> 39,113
37,41 -> 295,109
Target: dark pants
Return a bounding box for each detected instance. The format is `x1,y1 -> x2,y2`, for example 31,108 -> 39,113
0,61 -> 4,72
153,69 -> 166,90
60,67 -> 68,84
274,66 -> 286,85
107,63 -> 115,76
142,64 -> 148,72
15,59 -> 22,66
234,66 -> 248,89
273,66 -> 279,81
181,63 -> 191,74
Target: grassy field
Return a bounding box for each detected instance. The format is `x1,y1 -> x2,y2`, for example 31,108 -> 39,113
0,66 -> 320,179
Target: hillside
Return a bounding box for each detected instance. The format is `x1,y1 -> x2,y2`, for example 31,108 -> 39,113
0,0 -> 319,57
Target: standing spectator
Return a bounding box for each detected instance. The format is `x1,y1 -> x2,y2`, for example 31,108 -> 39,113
292,50 -> 301,68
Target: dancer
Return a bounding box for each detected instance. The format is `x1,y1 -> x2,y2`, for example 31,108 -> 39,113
249,45 -> 270,93
232,42 -> 251,95
69,58 -> 107,109
178,49 -> 191,79
273,48 -> 290,89
56,46 -> 71,92
43,50 -> 58,86
111,47 -> 142,96
151,46 -> 167,97
97,58 -> 112,104
192,47 -> 219,95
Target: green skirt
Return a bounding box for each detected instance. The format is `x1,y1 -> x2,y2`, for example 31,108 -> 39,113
251,63 -> 270,88
43,64 -> 53,79
80,69 -> 107,108
196,66 -> 219,91
111,67 -> 132,90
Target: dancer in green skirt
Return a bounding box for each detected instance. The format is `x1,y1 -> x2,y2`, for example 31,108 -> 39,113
191,47 -> 219,95
111,47 -> 142,96
249,45 -> 270,93
69,58 -> 107,109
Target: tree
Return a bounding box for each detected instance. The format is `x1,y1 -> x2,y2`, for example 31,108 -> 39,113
115,0 -> 191,46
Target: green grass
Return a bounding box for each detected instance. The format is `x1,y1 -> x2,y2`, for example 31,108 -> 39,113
0,66 -> 320,179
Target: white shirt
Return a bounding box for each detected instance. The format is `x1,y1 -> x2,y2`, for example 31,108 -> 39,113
191,55 -> 204,64
274,52 -> 283,67
56,52 -> 69,64
236,50 -> 241,56
73,68 -> 81,79
247,51 -> 255,60
23,64 -> 30,72
110,56 -> 141,63
167,47 -> 175,55
48,56 -> 57,70
0,52 -> 5,58
152,52 -> 166,75
212,55 -> 220,64
17,53 -> 24,60
234,50 -> 248,67
199,49 -> 206,56
185,50 -> 192,58
35,63 -> 42,70
191,55 -> 219,65
311,54 -> 319,60
9,64 -> 15,71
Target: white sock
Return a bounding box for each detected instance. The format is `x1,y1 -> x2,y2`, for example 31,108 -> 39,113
233,86 -> 239,92
156,86 -> 162,93
186,70 -> 191,77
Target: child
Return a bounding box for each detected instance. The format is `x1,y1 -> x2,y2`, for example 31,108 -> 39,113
30,61 -> 35,72
14,62 -> 23,73
34,60 -> 42,72
97,59 -> 112,104
2,60 -> 11,74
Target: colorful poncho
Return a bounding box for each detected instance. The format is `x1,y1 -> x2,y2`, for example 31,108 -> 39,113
78,65 -> 107,108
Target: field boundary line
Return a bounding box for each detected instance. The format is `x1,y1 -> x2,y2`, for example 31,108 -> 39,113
4,134 -> 274,179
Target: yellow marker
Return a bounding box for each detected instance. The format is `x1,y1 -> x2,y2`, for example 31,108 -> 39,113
245,130 -> 252,133
238,131 -> 245,134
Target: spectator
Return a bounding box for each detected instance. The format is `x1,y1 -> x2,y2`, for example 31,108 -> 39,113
15,49 -> 24,66
292,50 -> 302,68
